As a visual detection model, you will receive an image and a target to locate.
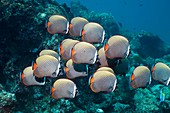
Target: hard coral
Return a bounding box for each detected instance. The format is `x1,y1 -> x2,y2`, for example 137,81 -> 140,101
136,31 -> 170,58
134,88 -> 160,112
0,84 -> 16,113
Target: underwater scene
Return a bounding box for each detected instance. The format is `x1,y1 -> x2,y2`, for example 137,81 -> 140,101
0,0 -> 170,113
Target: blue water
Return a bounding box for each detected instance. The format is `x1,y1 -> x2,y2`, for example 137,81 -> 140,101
57,0 -> 170,44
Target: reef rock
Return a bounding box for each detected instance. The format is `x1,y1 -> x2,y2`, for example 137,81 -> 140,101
134,88 -> 160,112
135,31 -> 170,58
0,84 -> 16,113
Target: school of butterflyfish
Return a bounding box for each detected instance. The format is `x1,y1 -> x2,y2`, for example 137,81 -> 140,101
20,15 -> 170,100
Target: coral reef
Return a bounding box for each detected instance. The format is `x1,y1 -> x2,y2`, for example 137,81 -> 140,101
0,0 -> 170,113
133,31 -> 170,58
134,88 -> 160,112
0,0 -> 73,85
0,84 -> 16,113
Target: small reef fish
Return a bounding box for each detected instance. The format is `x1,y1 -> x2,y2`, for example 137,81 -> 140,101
64,59 -> 88,79
152,62 -> 170,85
39,49 -> 60,61
89,67 -> 117,93
130,66 -> 151,89
19,13 -> 168,103
51,79 -> 78,100
20,66 -> 45,86
32,55 -> 60,78
104,35 -> 130,59
71,42 -> 97,64
160,88 -> 165,103
60,39 -> 79,60
82,22 -> 105,43
96,67 -> 114,74
97,47 -> 109,67
46,15 -> 69,34
69,17 -> 89,36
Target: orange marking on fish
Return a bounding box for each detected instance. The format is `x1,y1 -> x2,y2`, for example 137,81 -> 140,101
60,43 -> 64,55
81,30 -> 85,41
47,22 -> 51,27
152,65 -> 156,72
71,48 -> 76,62
69,24 -> 73,31
90,84 -> 96,93
21,73 -> 25,80
90,77 -> 96,93
21,73 -> 28,86
51,87 -> 56,98
152,65 -> 156,79
21,73 -> 26,85
32,62 -> 37,70
90,77 -> 95,84
47,22 -> 53,34
104,43 -> 109,51
64,67 -> 69,77
131,74 -> 135,81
